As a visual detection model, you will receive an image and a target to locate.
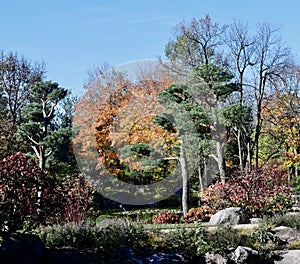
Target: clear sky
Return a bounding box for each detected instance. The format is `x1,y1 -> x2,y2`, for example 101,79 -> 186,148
1,0 -> 300,95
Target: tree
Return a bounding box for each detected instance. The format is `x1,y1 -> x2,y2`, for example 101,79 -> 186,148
16,80 -> 70,220
260,90 -> 300,181
224,21 -> 256,173
158,66 -> 238,214
17,81 -> 70,170
0,51 -> 45,158
225,20 -> 256,105
250,23 -> 292,168
222,103 -> 253,173
0,51 -> 45,125
164,15 -> 226,76
164,16 -> 295,174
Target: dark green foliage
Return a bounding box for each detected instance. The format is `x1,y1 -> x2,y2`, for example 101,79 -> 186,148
33,220 -> 146,255
16,81 -> 71,169
190,64 -> 239,100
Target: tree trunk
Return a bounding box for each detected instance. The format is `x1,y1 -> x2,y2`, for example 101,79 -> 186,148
198,157 -> 204,191
237,129 -> 244,174
179,138 -> 189,215
216,139 -> 226,183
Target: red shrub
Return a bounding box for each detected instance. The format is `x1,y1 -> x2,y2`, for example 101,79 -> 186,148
53,175 -> 95,224
152,211 -> 180,224
199,167 -> 293,217
0,153 -> 52,230
184,205 -> 216,222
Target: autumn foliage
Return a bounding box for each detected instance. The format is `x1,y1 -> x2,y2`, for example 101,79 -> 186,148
184,205 -> 216,222
152,211 -> 180,224
0,153 -> 50,230
73,67 -> 177,185
199,167 -> 293,217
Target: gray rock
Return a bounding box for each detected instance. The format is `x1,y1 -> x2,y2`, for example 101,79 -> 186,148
209,207 -> 249,226
231,246 -> 259,264
286,211 -> 300,217
274,250 -> 300,263
272,226 -> 300,244
249,217 -> 263,224
202,252 -> 229,263
0,232 -> 45,264
146,252 -> 187,263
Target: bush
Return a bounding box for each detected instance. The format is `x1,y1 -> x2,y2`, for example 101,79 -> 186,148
34,220 -> 147,256
152,211 -> 180,224
50,174 -> 95,224
0,153 -> 56,231
268,214 -> 300,230
200,167 -> 293,217
184,205 -> 216,222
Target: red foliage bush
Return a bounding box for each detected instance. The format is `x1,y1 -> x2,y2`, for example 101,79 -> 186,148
152,211 -> 180,224
0,153 -> 95,230
0,153 -> 52,230
184,205 -> 216,222
53,174 -> 95,224
199,167 -> 293,217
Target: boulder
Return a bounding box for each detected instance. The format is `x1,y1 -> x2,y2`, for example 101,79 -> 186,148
146,252 -> 187,263
272,226 -> 300,244
249,217 -> 263,224
200,252 -> 229,263
209,207 -> 249,226
285,211 -> 300,217
274,250 -> 300,263
0,232 -> 45,264
231,246 -> 259,264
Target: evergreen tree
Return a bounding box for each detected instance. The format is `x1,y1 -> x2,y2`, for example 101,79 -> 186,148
16,81 -> 70,170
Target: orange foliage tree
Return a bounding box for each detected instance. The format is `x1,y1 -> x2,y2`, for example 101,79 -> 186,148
260,91 -> 300,181
73,65 -> 177,187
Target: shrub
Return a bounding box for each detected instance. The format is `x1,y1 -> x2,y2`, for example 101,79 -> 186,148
34,220 -> 147,256
50,174 -> 95,224
0,153 -> 55,231
184,205 -> 216,222
152,211 -> 180,224
200,167 -> 293,217
268,214 -> 300,230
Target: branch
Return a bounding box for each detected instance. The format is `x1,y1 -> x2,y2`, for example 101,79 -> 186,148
45,149 -> 53,158
24,133 -> 39,146
47,102 -> 56,118
31,145 -> 40,158
163,157 -> 179,161
209,153 -> 218,162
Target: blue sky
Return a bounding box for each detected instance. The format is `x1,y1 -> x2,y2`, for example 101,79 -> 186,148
1,0 -> 300,95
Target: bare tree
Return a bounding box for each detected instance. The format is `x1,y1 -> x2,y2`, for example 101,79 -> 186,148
250,23 -> 292,168
225,21 -> 257,173
163,15 -> 227,77
0,51 -> 45,125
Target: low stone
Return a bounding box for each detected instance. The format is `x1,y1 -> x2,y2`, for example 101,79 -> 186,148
231,246 -> 259,264
274,250 -> 300,263
146,252 -> 187,263
286,211 -> 300,216
249,217 -> 263,224
201,252 -> 229,264
209,207 -> 249,226
272,226 -> 300,244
